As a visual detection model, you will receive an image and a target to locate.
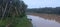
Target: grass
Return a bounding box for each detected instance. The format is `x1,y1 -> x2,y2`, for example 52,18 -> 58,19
0,16 -> 32,27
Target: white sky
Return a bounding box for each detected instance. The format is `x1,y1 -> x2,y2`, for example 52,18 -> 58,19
23,0 -> 60,8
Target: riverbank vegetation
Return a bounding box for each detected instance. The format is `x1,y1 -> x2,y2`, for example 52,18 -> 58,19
0,0 -> 32,27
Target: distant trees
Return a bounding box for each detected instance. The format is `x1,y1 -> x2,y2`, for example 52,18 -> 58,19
27,7 -> 60,15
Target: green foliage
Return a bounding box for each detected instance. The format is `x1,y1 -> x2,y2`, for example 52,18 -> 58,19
0,0 -> 27,17
0,16 -> 32,27
0,0 -> 32,27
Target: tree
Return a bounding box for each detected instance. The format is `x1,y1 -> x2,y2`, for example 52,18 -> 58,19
0,0 -> 27,27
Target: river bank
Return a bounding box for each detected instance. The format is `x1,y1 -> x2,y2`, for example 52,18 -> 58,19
27,13 -> 60,23
27,15 -> 60,27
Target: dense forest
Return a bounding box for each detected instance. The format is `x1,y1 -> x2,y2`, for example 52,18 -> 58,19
0,0 -> 27,17
26,7 -> 60,14
0,0 -> 32,27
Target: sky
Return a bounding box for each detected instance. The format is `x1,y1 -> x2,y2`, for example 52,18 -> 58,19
23,0 -> 60,8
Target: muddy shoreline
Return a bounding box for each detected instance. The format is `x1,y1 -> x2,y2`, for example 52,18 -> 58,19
27,13 -> 60,23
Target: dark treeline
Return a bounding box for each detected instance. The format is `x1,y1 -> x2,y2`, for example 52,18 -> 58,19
26,7 -> 60,14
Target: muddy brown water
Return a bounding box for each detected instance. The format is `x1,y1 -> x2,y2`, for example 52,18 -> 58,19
27,15 -> 60,27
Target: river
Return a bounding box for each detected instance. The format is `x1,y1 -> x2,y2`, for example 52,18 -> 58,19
27,15 -> 60,27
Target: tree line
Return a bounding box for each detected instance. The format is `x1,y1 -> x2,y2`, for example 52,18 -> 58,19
26,7 -> 60,15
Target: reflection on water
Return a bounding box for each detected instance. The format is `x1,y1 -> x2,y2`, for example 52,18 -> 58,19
27,15 -> 60,27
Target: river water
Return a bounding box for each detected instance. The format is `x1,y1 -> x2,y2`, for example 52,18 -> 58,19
27,15 -> 60,27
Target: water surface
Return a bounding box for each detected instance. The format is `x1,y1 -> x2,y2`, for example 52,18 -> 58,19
27,15 -> 60,27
